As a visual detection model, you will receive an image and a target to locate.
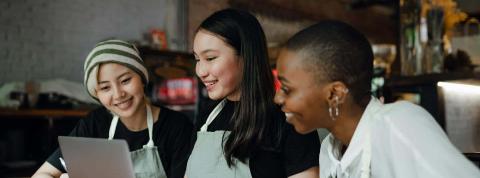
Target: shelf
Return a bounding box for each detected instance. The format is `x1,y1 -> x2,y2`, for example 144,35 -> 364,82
386,72 -> 480,87
0,108 -> 90,119
137,46 -> 194,59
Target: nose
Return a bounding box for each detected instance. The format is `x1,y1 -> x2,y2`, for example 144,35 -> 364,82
112,85 -> 125,99
196,60 -> 208,79
274,90 -> 284,106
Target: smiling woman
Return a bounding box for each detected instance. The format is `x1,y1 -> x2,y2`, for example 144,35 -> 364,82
274,20 -> 480,178
32,40 -> 195,178
185,8 -> 320,178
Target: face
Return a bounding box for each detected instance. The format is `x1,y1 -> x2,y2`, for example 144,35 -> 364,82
274,49 -> 334,134
96,63 -> 145,119
193,30 -> 243,101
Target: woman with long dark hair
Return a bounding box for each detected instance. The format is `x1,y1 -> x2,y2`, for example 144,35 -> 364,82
185,8 -> 320,178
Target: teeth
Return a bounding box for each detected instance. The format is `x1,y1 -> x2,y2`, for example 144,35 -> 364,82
285,113 -> 293,119
285,113 -> 293,122
115,98 -> 132,109
204,81 -> 217,86
115,99 -> 128,105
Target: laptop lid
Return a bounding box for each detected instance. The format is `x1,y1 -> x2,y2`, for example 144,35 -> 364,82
58,136 -> 135,178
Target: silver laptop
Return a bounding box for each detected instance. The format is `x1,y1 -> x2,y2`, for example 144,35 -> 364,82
58,136 -> 135,178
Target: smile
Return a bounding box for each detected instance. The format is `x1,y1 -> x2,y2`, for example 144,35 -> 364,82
285,112 -> 294,122
114,97 -> 133,109
203,80 -> 217,86
203,80 -> 218,90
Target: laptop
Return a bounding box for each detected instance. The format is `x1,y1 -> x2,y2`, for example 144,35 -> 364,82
58,136 -> 135,178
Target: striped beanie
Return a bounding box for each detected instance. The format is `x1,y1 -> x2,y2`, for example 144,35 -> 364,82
83,39 -> 149,100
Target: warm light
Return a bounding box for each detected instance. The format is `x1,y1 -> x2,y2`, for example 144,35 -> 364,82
437,81 -> 480,94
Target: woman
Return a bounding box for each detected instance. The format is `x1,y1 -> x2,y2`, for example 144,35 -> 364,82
185,8 -> 320,178
274,20 -> 480,178
32,39 -> 195,178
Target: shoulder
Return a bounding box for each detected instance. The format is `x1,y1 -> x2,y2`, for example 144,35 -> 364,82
194,99 -> 222,129
156,105 -> 194,129
86,106 -> 112,120
80,106 -> 113,126
370,100 -> 448,150
372,101 -> 438,130
382,101 -> 431,118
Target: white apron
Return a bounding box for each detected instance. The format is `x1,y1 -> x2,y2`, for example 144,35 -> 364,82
185,99 -> 252,178
109,105 -> 166,178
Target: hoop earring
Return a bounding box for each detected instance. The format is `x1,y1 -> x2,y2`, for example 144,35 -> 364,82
329,96 -> 340,121
334,96 -> 339,117
328,107 -> 334,120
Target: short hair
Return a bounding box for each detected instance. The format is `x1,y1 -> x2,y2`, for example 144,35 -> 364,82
285,20 -> 373,105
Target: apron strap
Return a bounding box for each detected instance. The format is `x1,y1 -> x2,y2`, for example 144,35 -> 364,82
107,104 -> 155,148
144,104 -> 155,148
108,115 -> 120,140
200,99 -> 227,132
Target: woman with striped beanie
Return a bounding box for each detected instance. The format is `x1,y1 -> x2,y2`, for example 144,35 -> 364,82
33,39 -> 195,178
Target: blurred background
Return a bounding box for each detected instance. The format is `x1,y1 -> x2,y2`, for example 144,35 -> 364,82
0,0 -> 479,177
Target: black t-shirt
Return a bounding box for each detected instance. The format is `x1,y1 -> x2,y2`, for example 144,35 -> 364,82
195,100 -> 320,178
46,106 -> 195,178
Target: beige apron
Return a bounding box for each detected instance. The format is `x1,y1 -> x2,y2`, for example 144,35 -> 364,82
109,105 -> 166,178
185,99 -> 252,178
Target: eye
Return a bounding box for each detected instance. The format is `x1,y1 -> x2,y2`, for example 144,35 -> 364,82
121,78 -> 131,85
195,58 -> 200,62
280,86 -> 290,95
99,86 -> 110,92
206,56 -> 217,61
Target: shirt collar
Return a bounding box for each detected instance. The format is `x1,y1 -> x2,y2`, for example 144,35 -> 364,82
327,96 -> 383,171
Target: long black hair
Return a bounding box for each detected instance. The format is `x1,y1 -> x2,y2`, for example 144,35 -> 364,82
198,8 -> 280,166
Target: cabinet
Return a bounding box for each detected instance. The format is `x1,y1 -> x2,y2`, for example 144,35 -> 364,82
383,72 -> 480,161
0,109 -> 89,177
383,72 -> 480,129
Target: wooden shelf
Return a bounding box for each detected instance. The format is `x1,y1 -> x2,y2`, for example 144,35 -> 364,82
0,108 -> 90,119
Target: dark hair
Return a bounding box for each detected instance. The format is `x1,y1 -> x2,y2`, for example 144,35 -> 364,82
198,8 -> 279,166
285,20 -> 373,106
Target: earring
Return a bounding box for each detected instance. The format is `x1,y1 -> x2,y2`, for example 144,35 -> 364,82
328,107 -> 334,120
334,96 -> 339,117
329,96 -> 340,120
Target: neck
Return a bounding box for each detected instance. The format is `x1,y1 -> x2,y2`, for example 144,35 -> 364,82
328,100 -> 367,147
120,102 -> 148,131
226,89 -> 241,101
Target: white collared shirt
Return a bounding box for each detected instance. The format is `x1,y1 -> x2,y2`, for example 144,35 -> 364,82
319,97 -> 480,178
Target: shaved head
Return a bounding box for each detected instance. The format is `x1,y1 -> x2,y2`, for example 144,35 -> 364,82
284,20 -> 374,105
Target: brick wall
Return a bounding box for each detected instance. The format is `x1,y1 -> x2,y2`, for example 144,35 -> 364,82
0,0 -> 176,84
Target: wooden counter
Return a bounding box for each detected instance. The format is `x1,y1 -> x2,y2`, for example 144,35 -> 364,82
0,108 -> 90,119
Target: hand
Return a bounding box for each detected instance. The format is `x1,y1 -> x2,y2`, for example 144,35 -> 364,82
59,173 -> 69,178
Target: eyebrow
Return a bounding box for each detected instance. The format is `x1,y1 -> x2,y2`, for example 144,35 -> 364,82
97,71 -> 131,84
194,49 -> 217,56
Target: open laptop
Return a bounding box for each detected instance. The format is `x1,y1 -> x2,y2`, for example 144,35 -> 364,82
58,136 -> 135,178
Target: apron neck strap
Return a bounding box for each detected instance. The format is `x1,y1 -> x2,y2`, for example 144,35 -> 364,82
145,105 -> 154,147
108,114 -> 119,140
108,104 -> 155,148
200,99 -> 227,132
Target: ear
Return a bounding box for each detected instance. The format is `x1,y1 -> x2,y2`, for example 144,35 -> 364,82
326,81 -> 349,106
